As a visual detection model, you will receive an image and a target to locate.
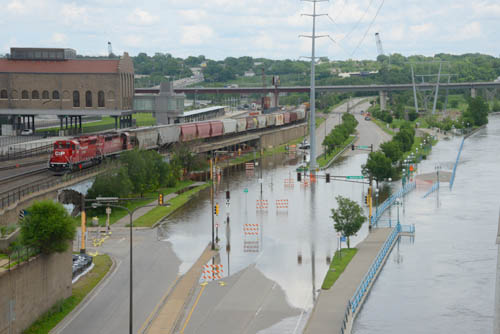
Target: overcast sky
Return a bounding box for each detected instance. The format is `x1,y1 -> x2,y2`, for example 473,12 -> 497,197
3,0 -> 500,60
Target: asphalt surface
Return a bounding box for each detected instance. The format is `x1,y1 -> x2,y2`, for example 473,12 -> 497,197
52,228 -> 181,334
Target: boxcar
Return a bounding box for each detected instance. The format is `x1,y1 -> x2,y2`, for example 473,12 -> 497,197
257,115 -> 267,128
196,122 -> 211,139
157,125 -> 180,145
222,119 -> 237,135
296,109 -> 306,120
236,118 -> 247,133
284,112 -> 291,124
266,114 -> 276,127
275,113 -> 284,126
180,123 -> 197,142
210,121 -> 224,137
135,130 -> 158,149
289,111 -> 298,123
246,117 -> 258,130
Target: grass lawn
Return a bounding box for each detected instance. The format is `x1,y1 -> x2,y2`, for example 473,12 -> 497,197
315,116 -> 326,129
317,135 -> 355,168
87,180 -> 194,226
322,248 -> 358,290
133,183 -> 210,227
23,254 -> 112,334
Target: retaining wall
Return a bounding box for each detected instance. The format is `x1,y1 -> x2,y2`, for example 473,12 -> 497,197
0,247 -> 72,334
260,124 -> 307,148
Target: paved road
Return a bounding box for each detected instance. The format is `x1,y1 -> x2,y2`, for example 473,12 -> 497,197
53,228 -> 181,334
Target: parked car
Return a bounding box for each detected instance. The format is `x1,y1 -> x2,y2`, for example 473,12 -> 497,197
20,129 -> 33,136
364,116 -> 371,121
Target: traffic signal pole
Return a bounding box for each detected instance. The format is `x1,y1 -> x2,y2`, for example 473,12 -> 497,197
368,183 -> 373,231
210,154 -> 215,250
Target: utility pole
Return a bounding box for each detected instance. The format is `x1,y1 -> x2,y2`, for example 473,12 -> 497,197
411,64 -> 419,113
210,153 -> 215,250
301,0 -> 328,173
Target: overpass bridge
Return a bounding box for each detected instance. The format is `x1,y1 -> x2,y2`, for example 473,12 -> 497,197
136,81 -> 500,111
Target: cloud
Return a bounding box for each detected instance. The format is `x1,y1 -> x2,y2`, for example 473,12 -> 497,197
181,25 -> 214,46
52,33 -> 67,43
61,3 -> 89,25
122,34 -> 144,47
410,23 -> 434,35
457,22 -> 482,40
179,9 -> 207,22
127,8 -> 158,25
7,0 -> 25,12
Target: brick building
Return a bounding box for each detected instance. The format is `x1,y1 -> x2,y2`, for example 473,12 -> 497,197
0,47 -> 135,134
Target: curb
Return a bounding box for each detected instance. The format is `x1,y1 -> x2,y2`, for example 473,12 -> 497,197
320,135 -> 358,171
50,254 -> 117,334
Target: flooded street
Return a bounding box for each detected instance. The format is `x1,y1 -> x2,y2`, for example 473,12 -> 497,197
353,116 -> 500,333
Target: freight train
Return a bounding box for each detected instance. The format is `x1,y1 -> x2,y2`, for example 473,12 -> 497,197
48,109 -> 306,172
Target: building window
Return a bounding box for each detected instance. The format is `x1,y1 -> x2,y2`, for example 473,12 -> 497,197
52,90 -> 60,100
0,90 -> 7,99
32,90 -> 39,99
98,91 -> 105,107
85,91 -> 92,107
22,90 -> 29,99
73,91 -> 80,107
42,90 -> 49,99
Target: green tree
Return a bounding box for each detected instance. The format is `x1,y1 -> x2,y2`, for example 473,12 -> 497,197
380,141 -> 403,163
21,200 -> 76,254
331,196 -> 367,248
362,152 -> 394,182
464,96 -> 489,126
87,167 -> 132,199
393,128 -> 414,152
408,110 -> 418,121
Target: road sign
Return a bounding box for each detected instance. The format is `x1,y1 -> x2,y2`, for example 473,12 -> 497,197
340,236 -> 347,242
258,178 -> 263,184
357,145 -> 370,149
346,176 -> 364,180
244,188 -> 248,193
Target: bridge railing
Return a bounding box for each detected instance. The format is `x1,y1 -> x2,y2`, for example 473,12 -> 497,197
372,181 -> 416,226
449,137 -> 465,191
422,182 -> 439,198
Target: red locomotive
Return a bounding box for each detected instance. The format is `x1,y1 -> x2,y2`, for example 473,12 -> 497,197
49,132 -> 133,173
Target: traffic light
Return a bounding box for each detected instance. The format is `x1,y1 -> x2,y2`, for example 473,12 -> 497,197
19,209 -> 25,220
158,193 -> 164,206
326,173 -> 330,183
297,172 -> 301,182
226,191 -> 230,200
215,204 -> 220,215
370,144 -> 373,152
364,195 -> 368,205
352,144 -> 355,151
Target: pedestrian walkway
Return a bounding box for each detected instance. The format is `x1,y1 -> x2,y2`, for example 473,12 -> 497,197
304,228 -> 392,334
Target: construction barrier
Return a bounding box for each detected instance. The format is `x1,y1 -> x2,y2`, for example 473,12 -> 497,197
256,199 -> 269,210
243,223 -> 260,235
276,199 -> 289,210
244,240 -> 260,253
284,178 -> 294,188
202,264 -> 224,280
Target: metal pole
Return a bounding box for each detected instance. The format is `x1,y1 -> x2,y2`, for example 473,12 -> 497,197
129,211 -> 133,334
309,0 -> 318,172
411,64 -> 419,113
432,62 -> 442,115
211,154 -> 215,250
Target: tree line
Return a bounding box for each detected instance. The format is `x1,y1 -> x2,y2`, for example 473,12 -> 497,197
322,113 -> 358,155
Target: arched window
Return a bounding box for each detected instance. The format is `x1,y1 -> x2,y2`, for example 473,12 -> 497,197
32,90 -> 39,99
73,91 -> 80,107
22,90 -> 29,99
0,90 -> 7,99
98,91 -> 105,107
85,91 -> 92,107
42,90 -> 49,99
52,90 -> 60,100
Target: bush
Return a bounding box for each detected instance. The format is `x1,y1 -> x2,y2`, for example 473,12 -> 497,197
21,201 -> 76,254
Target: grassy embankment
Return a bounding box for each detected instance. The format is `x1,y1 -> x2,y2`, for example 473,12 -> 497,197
23,254 -> 112,334
322,248 -> 358,290
133,183 -> 210,227
317,135 -> 356,168
87,180 -> 195,227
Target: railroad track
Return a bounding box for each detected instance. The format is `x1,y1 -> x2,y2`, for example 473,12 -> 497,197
0,159 -> 47,171
0,168 -> 55,197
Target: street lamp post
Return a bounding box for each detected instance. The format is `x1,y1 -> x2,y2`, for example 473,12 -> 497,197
375,187 -> 379,219
91,198 -> 167,334
395,198 -> 402,224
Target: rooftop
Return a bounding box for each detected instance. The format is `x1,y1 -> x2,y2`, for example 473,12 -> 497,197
0,58 -> 121,74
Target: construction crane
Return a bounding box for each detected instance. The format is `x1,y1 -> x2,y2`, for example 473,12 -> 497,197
107,42 -> 113,58
375,33 -> 384,56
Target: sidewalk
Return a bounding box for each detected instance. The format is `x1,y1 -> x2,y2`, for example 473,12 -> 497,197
304,228 -> 392,334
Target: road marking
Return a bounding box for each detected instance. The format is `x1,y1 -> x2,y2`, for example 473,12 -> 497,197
138,275 -> 181,334
180,284 -> 207,333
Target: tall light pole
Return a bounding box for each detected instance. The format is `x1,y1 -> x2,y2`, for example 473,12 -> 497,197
301,0 -> 328,173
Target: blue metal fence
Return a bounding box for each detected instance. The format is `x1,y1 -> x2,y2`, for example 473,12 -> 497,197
449,137 -> 465,191
350,224 -> 401,314
422,181 -> 439,198
371,181 -> 416,226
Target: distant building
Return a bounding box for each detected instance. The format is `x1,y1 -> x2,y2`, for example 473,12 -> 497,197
134,81 -> 184,125
244,70 -> 255,77
0,47 -> 135,134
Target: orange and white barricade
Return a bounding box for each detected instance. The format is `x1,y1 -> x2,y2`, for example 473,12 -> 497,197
276,199 -> 289,210
243,223 -> 260,235
202,264 -> 224,281
256,199 -> 268,210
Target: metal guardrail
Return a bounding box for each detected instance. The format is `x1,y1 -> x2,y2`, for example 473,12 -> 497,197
422,182 -> 439,198
372,181 -> 416,226
350,224 -> 401,314
0,164 -> 111,210
449,137 -> 465,191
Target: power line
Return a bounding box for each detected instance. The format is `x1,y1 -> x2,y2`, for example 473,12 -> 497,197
339,0 -> 376,43
350,0 -> 385,58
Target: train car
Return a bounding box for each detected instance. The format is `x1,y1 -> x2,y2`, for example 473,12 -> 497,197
289,111 -> 298,123
210,121 -> 224,137
101,132 -> 123,155
257,115 -> 267,129
275,113 -> 284,126
196,122 -> 211,139
134,129 -> 159,149
49,136 -> 102,172
235,118 -> 247,133
296,109 -> 306,120
222,119 -> 237,135
157,125 -> 180,146
266,114 -> 276,127
180,123 -> 197,142
284,112 -> 291,124
246,117 -> 258,130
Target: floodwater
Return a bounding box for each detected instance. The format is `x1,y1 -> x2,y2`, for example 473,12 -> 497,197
353,116 -> 500,333
159,149 -> 373,313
